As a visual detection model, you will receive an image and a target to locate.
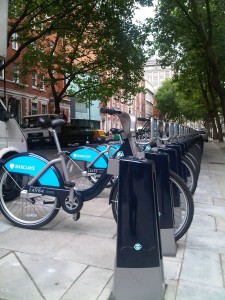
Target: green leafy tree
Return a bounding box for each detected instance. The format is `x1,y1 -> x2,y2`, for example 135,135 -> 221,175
155,80 -> 180,121
173,51 -> 223,140
149,0 -> 225,129
3,0 -> 153,113
156,78 -> 208,123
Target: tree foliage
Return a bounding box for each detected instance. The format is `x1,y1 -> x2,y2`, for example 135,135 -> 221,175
155,80 -> 180,121
3,0 -> 153,113
149,0 -> 225,137
156,78 -> 209,123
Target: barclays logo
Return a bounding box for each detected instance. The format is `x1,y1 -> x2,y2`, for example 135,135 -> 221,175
9,163 -> 35,171
73,153 -> 91,159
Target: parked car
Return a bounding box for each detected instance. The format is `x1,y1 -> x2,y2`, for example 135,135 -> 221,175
195,128 -> 209,142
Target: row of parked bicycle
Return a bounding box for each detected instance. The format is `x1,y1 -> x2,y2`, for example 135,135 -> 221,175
0,107 -> 203,242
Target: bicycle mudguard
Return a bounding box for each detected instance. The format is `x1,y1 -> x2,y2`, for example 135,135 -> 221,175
3,152 -> 64,188
69,146 -> 108,168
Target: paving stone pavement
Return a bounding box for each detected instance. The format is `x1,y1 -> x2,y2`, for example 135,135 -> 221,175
0,141 -> 225,300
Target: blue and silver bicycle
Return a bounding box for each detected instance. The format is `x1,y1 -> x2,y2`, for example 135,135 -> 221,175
66,129 -> 122,189
0,116 -> 124,229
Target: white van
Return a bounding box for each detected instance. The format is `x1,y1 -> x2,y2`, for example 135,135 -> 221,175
0,98 -> 27,160
21,114 -> 60,149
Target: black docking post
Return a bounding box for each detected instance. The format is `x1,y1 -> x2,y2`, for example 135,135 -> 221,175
110,157 -> 165,300
145,151 -> 177,256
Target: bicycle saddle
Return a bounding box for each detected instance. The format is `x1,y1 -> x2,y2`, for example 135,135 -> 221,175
96,136 -> 107,144
110,128 -> 123,134
38,116 -> 66,128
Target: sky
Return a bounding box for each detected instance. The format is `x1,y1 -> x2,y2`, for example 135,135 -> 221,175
134,5 -> 155,22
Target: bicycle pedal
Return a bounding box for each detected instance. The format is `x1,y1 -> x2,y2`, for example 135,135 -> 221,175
73,212 -> 80,221
65,181 -> 75,188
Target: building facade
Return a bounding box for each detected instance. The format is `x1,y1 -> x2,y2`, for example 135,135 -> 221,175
0,27 -> 70,125
144,58 -> 174,94
144,57 -> 174,118
70,97 -> 101,129
144,80 -> 154,118
100,83 -> 146,133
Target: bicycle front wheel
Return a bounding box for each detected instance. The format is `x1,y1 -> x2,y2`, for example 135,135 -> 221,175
181,156 -> 198,195
0,170 -> 61,229
111,170 -> 194,241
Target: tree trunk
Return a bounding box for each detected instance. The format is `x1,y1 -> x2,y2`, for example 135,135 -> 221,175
207,114 -> 218,140
54,99 -> 61,115
215,113 -> 223,142
190,1 -> 225,124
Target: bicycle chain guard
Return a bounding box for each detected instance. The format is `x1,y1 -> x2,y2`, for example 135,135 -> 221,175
61,191 -> 83,214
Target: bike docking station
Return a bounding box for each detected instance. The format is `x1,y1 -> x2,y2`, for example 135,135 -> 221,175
144,151 -> 177,257
158,147 -> 183,228
107,156 -> 165,300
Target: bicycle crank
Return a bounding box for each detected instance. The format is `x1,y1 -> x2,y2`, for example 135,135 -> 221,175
61,191 -> 83,214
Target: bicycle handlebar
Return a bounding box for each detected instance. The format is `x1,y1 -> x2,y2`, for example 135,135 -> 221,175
39,116 -> 66,129
137,117 -> 150,122
100,107 -> 122,115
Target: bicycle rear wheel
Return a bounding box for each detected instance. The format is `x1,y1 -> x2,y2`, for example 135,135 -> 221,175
169,170 -> 194,240
111,170 -> 194,241
0,170 -> 60,229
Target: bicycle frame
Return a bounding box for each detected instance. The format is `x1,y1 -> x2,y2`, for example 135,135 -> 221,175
68,143 -> 117,172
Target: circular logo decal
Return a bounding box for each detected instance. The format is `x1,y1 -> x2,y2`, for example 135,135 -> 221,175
134,243 -> 142,251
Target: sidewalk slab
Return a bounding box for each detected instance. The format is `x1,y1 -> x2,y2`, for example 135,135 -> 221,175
16,252 -> 87,300
0,253 -> 43,300
0,141 -> 225,299
61,266 -> 113,300
180,248 -> 223,287
176,280 -> 225,300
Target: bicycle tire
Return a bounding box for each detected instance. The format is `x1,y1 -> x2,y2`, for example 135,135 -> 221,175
181,156 -> 198,194
187,146 -> 202,165
111,170 -> 194,241
0,170 -> 61,229
169,170 -> 194,240
185,151 -> 201,176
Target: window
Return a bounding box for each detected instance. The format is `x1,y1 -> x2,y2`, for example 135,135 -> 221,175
31,102 -> 38,115
0,60 -> 4,79
49,41 -> 55,55
40,74 -> 45,90
49,41 -> 54,49
75,102 -> 87,113
153,71 -> 158,78
12,64 -> 19,83
12,33 -> 18,50
32,71 -> 37,87
31,42 -> 37,50
42,104 -> 47,114
165,70 -> 170,78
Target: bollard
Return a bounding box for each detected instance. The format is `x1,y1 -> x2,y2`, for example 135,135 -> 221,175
110,157 -> 165,300
145,151 -> 177,256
